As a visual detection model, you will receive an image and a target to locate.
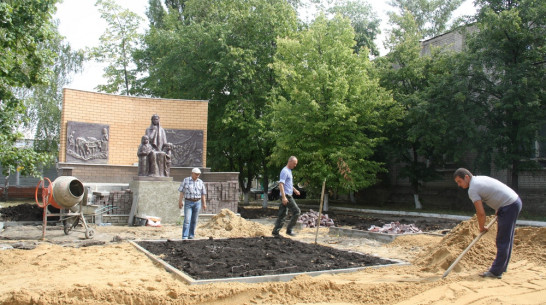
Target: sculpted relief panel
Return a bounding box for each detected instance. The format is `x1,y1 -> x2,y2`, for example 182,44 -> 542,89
166,129 -> 203,167
66,121 -> 109,164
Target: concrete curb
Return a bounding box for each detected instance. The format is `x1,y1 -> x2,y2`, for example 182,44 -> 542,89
328,227 -> 428,243
292,205 -> 546,228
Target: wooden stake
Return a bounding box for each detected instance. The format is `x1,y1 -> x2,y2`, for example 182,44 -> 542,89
314,179 -> 326,244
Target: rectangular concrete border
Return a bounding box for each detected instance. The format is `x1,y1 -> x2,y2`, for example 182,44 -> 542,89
328,227 -> 428,242
129,239 -> 408,285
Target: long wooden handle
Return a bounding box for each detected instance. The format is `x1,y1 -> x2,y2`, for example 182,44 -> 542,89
314,179 -> 326,244
442,216 -> 497,278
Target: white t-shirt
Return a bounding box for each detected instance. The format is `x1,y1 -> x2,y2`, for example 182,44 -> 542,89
468,176 -> 518,210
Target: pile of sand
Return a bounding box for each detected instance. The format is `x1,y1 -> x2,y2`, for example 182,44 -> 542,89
1,210 -> 545,304
413,215 -> 546,274
413,215 -> 498,273
198,209 -> 270,238
512,226 -> 546,264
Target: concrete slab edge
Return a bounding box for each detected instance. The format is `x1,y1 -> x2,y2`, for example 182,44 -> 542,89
129,240 -> 195,284
129,239 -> 409,285
322,206 -> 472,221
297,205 -> 546,227
328,227 -> 424,242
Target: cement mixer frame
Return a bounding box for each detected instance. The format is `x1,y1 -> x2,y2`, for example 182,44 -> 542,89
35,177 -> 95,240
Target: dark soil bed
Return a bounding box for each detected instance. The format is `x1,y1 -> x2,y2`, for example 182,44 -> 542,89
0,203 -> 43,221
138,237 -> 396,280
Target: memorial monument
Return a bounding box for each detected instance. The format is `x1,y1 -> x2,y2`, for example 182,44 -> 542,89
130,114 -> 177,224
58,89 -> 239,225
138,114 -> 172,177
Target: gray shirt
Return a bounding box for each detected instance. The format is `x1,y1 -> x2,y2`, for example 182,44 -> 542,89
468,176 -> 518,210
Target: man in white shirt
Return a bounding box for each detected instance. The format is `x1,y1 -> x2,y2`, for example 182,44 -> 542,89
454,168 -> 522,279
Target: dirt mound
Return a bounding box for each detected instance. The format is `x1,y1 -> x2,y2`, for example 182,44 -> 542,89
413,216 -> 546,274
387,234 -> 441,248
198,209 -> 270,238
512,226 -> 546,264
0,203 -> 43,221
413,215 -> 497,273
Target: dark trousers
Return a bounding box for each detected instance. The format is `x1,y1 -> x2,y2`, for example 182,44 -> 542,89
490,197 -> 522,275
272,195 -> 301,234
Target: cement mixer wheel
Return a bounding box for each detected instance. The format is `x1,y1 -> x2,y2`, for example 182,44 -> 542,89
35,178 -> 53,208
85,228 -> 95,239
63,217 -> 79,235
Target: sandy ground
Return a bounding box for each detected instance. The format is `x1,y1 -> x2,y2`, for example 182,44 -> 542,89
0,210 -> 545,305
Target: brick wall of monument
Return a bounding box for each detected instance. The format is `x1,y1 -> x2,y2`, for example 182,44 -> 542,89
59,89 -> 208,166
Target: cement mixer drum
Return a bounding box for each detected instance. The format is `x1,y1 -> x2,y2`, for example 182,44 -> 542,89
51,176 -> 85,209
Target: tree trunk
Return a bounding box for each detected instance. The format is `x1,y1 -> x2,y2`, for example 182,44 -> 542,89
237,160 -> 252,205
323,193 -> 329,212
261,194 -> 268,209
511,161 -> 519,193
349,191 -> 355,204
2,172 -> 10,202
243,192 -> 249,204
261,176 -> 269,209
411,146 -> 422,209
413,194 -> 422,209
261,159 -> 269,209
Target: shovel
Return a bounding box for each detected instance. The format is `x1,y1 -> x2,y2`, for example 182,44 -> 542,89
442,216 -> 497,278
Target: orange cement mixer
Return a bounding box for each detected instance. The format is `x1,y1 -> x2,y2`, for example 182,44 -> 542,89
35,176 -> 94,239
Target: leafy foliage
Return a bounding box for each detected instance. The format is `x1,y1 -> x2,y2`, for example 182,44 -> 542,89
0,0 -> 59,178
135,0 -> 298,199
327,0 -> 382,56
19,28 -> 84,154
375,7 -> 480,207
271,14 -> 401,193
463,0 -> 546,188
88,0 -> 143,95
387,0 -> 465,39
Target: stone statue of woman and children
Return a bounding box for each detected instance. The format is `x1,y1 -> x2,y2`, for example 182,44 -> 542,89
138,114 -> 173,177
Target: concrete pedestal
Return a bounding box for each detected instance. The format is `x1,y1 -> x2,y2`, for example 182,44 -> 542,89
128,179 -> 180,225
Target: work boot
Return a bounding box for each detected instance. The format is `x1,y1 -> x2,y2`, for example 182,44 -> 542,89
479,271 -> 502,279
286,231 -> 297,237
272,231 -> 281,238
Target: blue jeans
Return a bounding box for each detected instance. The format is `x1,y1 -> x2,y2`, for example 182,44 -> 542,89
490,197 -> 522,276
182,200 -> 201,239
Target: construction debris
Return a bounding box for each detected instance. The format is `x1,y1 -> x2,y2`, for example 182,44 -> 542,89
368,221 -> 422,234
297,209 -> 335,228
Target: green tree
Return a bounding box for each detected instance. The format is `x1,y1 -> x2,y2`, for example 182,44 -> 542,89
464,0 -> 546,191
328,0 -> 382,56
88,0 -> 143,95
0,0 -> 59,199
387,0 -> 464,39
20,28 -> 84,154
375,11 -> 479,209
135,0 -> 298,205
375,12 -> 431,209
271,14 -> 401,206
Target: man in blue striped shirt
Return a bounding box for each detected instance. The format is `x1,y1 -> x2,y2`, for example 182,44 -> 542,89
178,168 -> 207,239
272,156 -> 301,237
